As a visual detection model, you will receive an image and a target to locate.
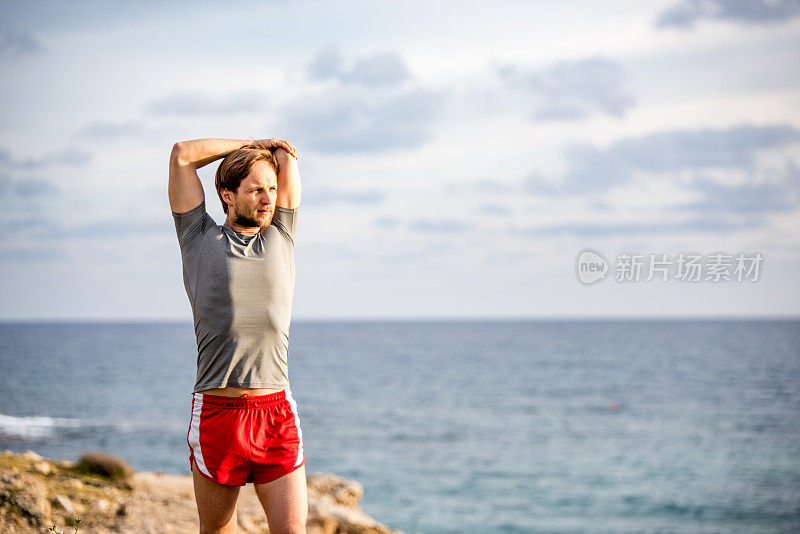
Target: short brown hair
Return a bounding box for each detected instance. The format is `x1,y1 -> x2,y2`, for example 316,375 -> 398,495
215,146 -> 279,214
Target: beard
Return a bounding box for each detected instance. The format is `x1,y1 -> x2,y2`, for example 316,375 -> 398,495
231,199 -> 272,229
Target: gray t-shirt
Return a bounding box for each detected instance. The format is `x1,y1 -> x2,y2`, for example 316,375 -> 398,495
172,201 -> 298,393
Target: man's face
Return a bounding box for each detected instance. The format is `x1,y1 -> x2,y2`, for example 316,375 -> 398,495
226,160 -> 278,230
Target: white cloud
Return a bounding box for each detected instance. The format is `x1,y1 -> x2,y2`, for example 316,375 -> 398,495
496,57 -> 635,120
0,0 -> 798,319
657,0 -> 800,29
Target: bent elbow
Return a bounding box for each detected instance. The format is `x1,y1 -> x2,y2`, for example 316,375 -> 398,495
171,142 -> 192,167
171,142 -> 183,161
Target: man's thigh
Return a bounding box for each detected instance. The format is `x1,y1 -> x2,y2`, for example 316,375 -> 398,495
254,464 -> 308,534
192,460 -> 241,533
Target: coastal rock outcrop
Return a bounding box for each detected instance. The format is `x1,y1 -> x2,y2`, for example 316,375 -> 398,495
0,450 -> 407,534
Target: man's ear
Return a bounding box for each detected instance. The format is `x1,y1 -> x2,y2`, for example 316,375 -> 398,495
221,188 -> 234,207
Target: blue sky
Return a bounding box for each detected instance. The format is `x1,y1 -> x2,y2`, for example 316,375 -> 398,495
1,0 -> 798,320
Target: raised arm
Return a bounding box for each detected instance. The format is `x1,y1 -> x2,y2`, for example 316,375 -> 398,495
273,147 -> 301,210
169,139 -> 248,213
168,138 -> 297,213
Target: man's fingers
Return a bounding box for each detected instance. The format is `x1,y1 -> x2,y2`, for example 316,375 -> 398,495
255,138 -> 297,158
282,141 -> 297,158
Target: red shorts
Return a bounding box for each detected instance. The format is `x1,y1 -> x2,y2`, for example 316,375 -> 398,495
187,389 -> 305,486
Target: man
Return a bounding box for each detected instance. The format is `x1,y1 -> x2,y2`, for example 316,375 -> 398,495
169,137 -> 306,534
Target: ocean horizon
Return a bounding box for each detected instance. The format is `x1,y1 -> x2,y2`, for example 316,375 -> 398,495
1,318 -> 798,533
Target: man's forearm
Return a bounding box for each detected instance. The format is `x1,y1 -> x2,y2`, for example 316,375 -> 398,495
272,147 -> 302,209
172,138 -> 252,169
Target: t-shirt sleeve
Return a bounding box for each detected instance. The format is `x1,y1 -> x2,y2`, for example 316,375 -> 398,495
270,205 -> 298,244
172,201 -> 215,249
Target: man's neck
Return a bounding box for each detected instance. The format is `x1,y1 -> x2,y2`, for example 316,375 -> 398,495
224,216 -> 259,234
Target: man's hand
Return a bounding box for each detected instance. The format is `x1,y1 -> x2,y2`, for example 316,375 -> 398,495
251,138 -> 297,159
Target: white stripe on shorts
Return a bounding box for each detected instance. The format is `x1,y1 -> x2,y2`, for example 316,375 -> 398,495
188,393 -> 213,478
284,389 -> 305,467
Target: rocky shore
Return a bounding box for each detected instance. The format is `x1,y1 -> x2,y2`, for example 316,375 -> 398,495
0,450 -> 408,534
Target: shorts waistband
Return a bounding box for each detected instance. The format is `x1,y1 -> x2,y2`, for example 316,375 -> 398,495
193,389 -> 290,408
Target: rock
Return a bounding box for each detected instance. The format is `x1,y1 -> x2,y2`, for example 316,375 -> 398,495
1,450 -> 406,534
4,476 -> 51,526
53,494 -> 75,515
307,474 -> 404,534
95,498 -> 113,513
55,459 -> 77,469
21,450 -> 43,461
32,461 -> 53,476
237,512 -> 266,533
307,473 -> 364,508
307,515 -> 339,534
310,496 -> 392,533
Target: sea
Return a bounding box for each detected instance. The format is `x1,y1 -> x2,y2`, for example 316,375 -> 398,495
0,319 -> 798,534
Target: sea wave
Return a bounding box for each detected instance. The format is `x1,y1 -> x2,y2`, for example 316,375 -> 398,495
0,413 -> 82,439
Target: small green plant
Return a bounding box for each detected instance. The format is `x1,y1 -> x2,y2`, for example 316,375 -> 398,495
76,452 -> 133,485
49,517 -> 81,533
